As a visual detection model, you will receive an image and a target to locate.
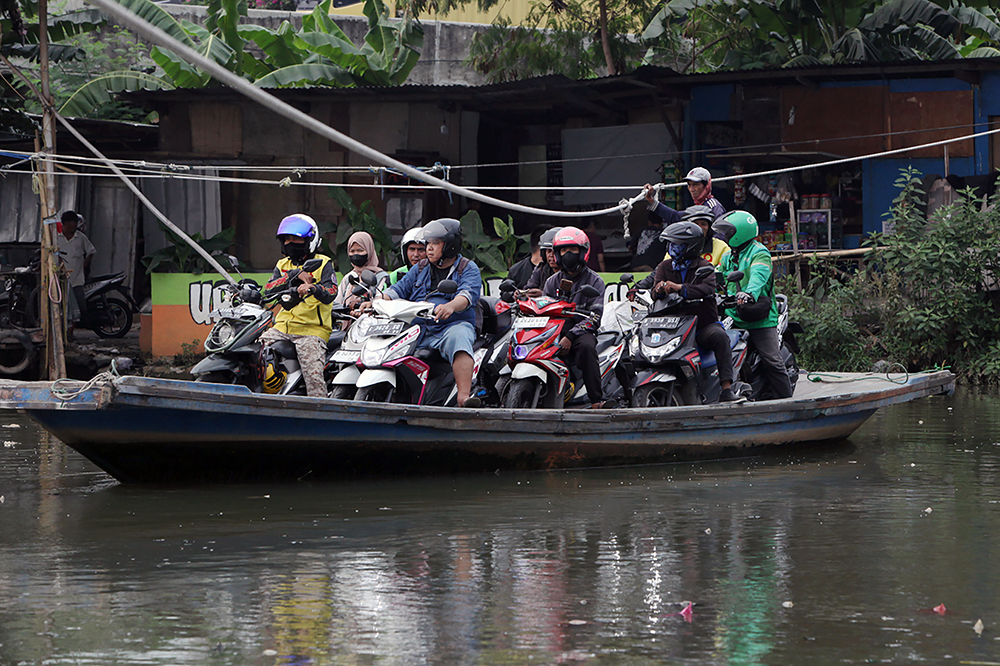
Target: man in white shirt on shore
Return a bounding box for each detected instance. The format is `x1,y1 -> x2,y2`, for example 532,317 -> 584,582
57,210 -> 95,335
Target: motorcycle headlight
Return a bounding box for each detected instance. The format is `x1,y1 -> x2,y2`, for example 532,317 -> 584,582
360,337 -> 390,367
350,315 -> 374,344
641,335 -> 682,364
205,321 -> 238,352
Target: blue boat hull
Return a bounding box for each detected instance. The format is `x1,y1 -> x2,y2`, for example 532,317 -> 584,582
0,372 -> 954,484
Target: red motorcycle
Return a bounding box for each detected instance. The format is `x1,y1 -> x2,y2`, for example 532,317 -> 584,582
497,280 -> 602,409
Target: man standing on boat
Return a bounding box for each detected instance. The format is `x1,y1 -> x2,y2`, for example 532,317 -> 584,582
377,218 -> 483,408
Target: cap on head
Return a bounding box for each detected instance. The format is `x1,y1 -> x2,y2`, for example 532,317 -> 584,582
683,167 -> 712,183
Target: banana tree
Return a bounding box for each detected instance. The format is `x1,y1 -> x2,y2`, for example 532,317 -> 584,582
642,0 -> 1000,72
60,0 -> 424,117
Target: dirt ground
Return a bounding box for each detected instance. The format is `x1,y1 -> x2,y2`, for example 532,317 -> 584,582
65,325 -> 196,380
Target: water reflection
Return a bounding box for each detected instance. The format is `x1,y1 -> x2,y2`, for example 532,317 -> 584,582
2,391 -> 999,664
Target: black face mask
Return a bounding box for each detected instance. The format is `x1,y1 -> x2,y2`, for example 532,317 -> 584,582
560,251 -> 582,272
349,253 -> 369,267
283,242 -> 307,264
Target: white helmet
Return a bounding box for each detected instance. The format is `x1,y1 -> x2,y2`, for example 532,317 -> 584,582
400,226 -> 425,262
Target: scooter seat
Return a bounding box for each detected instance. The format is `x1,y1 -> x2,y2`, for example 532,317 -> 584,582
595,331 -> 620,355
700,329 -> 744,370
415,347 -> 446,363
327,330 -> 346,351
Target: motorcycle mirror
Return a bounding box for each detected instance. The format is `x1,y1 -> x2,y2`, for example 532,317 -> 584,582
352,284 -> 368,297
437,279 -> 458,295
225,254 -> 240,270
619,273 -> 634,284
580,284 -> 600,298
694,265 -> 714,279
727,270 -> 745,283
499,279 -> 517,293
302,258 -> 322,273
360,269 -> 377,287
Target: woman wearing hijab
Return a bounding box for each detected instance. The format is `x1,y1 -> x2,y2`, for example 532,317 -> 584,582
336,231 -> 386,308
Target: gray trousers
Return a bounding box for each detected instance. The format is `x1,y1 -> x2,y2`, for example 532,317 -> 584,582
261,328 -> 328,398
747,326 -> 793,399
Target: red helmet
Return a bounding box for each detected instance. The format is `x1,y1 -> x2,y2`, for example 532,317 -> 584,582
552,226 -> 590,271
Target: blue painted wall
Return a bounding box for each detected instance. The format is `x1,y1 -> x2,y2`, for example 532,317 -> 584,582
685,74 -> 1000,235
863,157 -> 976,234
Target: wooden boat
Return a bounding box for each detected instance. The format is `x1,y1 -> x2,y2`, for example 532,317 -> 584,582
0,371 -> 954,484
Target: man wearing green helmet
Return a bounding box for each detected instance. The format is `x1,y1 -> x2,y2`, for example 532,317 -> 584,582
713,210 -> 793,399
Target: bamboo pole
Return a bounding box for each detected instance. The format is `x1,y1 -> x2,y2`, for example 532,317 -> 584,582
38,0 -> 66,379
772,247 -> 872,265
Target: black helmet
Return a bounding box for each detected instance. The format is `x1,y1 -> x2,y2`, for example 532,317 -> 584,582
538,226 -> 562,250
660,221 -> 706,262
681,205 -> 715,228
422,217 -> 463,262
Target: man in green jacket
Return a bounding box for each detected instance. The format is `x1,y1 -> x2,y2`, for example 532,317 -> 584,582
714,211 -> 793,399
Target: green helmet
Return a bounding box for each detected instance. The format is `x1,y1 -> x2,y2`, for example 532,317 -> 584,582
713,210 -> 758,251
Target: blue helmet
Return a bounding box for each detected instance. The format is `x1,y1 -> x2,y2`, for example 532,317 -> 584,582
276,214 -> 320,254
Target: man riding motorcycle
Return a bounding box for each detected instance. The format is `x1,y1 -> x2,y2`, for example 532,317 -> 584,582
389,226 -> 426,285
649,221 -> 740,403
375,218 -> 483,407
713,210 -> 793,400
262,214 -> 338,398
542,226 -> 606,408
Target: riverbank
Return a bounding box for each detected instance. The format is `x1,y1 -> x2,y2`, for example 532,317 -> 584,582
65,326 -> 195,380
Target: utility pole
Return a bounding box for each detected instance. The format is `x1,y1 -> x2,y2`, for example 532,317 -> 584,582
38,0 -> 66,379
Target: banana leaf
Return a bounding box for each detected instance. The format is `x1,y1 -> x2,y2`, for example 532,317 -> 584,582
253,63 -> 356,88
59,71 -> 175,117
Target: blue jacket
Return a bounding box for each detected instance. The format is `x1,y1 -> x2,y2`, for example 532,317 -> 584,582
383,255 -> 482,333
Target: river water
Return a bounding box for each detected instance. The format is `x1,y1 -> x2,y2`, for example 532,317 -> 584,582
1,388 -> 999,665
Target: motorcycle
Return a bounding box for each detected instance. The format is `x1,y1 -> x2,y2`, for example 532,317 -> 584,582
735,292 -> 801,400
497,280 -> 622,409
326,269 -> 391,400
79,271 -> 141,338
191,257 -> 350,396
628,268 -> 751,407
0,251 -> 139,338
349,280 -> 512,406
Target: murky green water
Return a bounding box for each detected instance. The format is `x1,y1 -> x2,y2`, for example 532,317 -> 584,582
2,389 -> 999,665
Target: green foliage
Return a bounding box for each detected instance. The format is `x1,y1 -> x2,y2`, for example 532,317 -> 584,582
465,0 -> 666,82
785,166 -> 1000,383
642,0 -> 1000,72
327,186 -> 396,273
142,225 -> 238,274
458,210 -> 527,275
62,0 -> 424,117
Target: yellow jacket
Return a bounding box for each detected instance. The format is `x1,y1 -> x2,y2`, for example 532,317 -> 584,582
265,254 -> 338,340
665,237 -> 731,267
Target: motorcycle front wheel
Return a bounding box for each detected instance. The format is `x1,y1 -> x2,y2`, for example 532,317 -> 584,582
632,383 -> 681,408
504,378 -> 542,409
93,296 -> 133,338
355,383 -> 394,403
329,384 -> 356,400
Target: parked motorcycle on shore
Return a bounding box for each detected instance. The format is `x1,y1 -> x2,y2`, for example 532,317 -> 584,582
0,251 -> 139,337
